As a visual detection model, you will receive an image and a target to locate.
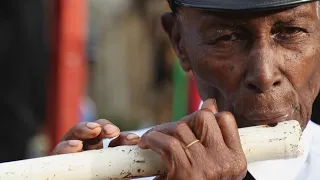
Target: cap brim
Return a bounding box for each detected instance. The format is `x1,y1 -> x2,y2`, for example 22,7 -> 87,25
175,0 -> 317,11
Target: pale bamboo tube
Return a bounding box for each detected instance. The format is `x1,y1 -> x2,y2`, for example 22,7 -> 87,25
0,120 -> 303,180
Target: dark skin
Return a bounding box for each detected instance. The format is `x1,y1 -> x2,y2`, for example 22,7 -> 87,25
166,3 -> 320,129
53,2 -> 320,180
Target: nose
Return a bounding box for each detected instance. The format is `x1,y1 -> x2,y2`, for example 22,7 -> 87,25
244,43 -> 282,93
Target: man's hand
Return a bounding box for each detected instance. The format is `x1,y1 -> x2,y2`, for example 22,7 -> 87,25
52,119 -> 140,155
138,99 -> 247,180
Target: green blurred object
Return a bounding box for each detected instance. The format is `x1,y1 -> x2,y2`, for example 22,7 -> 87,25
172,57 -> 188,122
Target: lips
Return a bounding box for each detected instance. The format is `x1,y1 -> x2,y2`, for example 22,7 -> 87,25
243,109 -> 294,125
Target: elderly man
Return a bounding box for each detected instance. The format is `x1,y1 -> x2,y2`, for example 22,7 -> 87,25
53,0 -> 320,179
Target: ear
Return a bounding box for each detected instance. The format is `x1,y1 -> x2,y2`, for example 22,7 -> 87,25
161,12 -> 191,72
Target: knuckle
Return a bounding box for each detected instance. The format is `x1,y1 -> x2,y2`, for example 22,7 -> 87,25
205,167 -> 219,179
166,138 -> 180,150
236,159 -> 247,176
221,162 -> 232,175
194,110 -> 213,123
205,161 -> 234,179
175,121 -> 189,133
217,111 -> 235,120
230,158 -> 247,179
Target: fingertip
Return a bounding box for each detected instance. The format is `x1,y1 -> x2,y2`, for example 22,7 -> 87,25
201,99 -> 218,113
103,124 -> 120,137
67,122 -> 102,140
53,140 -> 83,155
126,134 -> 140,145
68,140 -> 83,147
126,133 -> 140,141
86,122 -> 101,130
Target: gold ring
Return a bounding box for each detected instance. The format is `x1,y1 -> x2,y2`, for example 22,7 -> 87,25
185,139 -> 200,149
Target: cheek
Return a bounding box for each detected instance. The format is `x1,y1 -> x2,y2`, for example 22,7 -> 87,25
285,46 -> 320,97
283,41 -> 320,121
186,43 -> 245,96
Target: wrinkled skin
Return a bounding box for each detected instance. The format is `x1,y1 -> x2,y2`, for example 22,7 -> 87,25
139,99 -> 247,180
53,2 -> 320,180
164,3 -> 320,129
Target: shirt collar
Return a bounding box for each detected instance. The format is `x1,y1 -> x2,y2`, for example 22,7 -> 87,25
247,120 -> 314,180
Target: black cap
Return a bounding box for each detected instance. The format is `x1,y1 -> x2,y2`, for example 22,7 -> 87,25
168,0 -> 317,12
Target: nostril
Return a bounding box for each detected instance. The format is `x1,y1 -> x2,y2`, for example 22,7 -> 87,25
247,83 -> 259,91
273,81 -> 281,86
246,80 -> 281,92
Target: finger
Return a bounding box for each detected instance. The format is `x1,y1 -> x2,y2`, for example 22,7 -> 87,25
138,131 -> 190,169
84,120 -> 124,150
140,121 -> 198,145
95,119 -> 121,138
187,110 -> 224,148
173,121 -> 205,163
215,112 -> 242,151
138,122 -> 175,149
201,98 -> 218,114
83,138 -> 104,150
172,121 -> 204,151
138,122 -> 197,148
61,122 -> 103,141
52,140 -> 83,155
146,121 -> 205,160
108,133 -> 140,147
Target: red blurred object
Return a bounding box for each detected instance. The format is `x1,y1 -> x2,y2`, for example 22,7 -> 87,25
188,72 -> 201,114
46,0 -> 87,151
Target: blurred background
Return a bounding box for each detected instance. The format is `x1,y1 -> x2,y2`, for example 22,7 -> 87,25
0,0 -> 201,162
1,0 -> 319,163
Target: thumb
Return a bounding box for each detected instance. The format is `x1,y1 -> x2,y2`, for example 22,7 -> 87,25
201,99 -> 218,114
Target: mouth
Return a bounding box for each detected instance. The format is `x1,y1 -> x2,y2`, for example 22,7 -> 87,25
243,109 -> 294,126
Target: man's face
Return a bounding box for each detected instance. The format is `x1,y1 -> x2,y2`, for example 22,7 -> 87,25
163,2 -> 320,128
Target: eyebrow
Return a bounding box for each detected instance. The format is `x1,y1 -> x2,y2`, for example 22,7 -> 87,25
275,10 -> 313,22
198,14 -> 247,32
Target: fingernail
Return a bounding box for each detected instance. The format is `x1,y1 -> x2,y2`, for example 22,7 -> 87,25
86,122 -> 101,130
104,124 -> 120,135
68,140 -> 82,147
126,133 -> 140,141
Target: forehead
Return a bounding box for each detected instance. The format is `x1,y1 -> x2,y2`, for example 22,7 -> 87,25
180,2 -> 316,24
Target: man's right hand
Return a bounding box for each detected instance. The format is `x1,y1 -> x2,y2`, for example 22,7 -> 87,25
139,99 -> 247,180
52,119 -> 140,155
